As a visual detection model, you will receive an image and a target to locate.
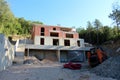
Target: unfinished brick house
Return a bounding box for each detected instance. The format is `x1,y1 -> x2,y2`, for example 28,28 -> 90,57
25,24 -> 90,62
31,24 -> 82,46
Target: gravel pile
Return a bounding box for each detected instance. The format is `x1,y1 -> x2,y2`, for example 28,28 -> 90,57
90,55 -> 120,80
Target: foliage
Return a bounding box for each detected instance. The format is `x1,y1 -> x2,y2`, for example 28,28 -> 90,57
0,0 -> 43,36
0,0 -> 16,35
32,21 -> 43,24
77,3 -> 120,45
109,9 -> 120,26
109,3 -> 120,35
77,19 -> 118,45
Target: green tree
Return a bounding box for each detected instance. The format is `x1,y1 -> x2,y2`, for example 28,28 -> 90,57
94,19 -> 103,29
109,3 -> 120,35
32,21 -> 43,24
17,18 -> 31,35
94,19 -> 103,45
87,21 -> 93,30
102,26 -> 112,41
77,19 -> 114,45
86,21 -> 93,43
0,0 -> 44,36
0,0 -> 17,35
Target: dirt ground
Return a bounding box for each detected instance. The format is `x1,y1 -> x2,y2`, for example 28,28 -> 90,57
0,61 -> 116,80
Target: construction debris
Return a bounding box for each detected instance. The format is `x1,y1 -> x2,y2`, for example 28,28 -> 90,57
90,55 -> 120,80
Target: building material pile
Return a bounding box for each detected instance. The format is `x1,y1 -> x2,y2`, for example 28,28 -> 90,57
24,56 -> 56,65
90,55 -> 120,80
24,56 -> 41,64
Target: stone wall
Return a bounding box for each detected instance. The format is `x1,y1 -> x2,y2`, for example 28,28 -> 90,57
0,34 -> 14,71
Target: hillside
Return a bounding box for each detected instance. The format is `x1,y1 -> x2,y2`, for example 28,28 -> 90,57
102,40 -> 120,57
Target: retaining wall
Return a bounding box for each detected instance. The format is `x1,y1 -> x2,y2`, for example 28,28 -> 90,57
0,34 -> 14,71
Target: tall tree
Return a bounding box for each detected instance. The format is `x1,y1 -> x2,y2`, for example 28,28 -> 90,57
109,3 -> 120,35
94,19 -> 103,29
86,21 -> 93,43
87,21 -> 93,30
94,19 -> 103,45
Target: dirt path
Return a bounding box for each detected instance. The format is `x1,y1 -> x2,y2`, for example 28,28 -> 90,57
0,63 -> 116,80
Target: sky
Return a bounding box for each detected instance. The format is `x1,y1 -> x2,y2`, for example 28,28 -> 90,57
7,0 -> 116,28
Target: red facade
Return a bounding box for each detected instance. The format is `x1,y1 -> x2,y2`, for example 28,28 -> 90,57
32,24 -> 79,39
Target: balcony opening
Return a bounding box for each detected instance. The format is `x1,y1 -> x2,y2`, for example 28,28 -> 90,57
77,40 -> 80,47
66,34 -> 73,38
64,40 -> 70,46
41,27 -> 44,32
41,27 -> 44,36
50,32 -> 59,37
53,39 -> 59,46
40,38 -> 44,45
53,28 -> 56,30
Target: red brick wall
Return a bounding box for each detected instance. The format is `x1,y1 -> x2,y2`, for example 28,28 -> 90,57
44,27 -> 49,36
59,31 -> 65,38
73,33 -> 79,39
32,25 -> 79,39
34,26 -> 40,36
55,27 -> 60,31
49,26 -> 53,30
31,26 -> 34,40
49,26 -> 60,31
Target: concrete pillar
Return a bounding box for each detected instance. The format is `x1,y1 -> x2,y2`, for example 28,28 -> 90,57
59,38 -> 64,46
34,36 -> 40,45
83,50 -> 86,61
57,50 -> 60,62
27,48 -> 29,57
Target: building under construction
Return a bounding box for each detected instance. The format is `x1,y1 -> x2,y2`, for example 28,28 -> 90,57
25,24 -> 91,62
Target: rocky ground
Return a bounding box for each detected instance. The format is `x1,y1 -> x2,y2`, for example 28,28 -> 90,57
91,55 -> 120,80
0,57 -> 117,80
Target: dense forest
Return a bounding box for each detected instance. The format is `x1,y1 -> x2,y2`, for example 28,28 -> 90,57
0,0 -> 120,45
77,19 -> 120,45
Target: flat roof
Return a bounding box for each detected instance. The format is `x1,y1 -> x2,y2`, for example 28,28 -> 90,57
25,44 -> 93,51
33,24 -> 72,29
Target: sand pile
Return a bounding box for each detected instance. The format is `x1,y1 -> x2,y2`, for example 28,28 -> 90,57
24,56 -> 41,64
24,56 -> 56,65
91,55 -> 120,80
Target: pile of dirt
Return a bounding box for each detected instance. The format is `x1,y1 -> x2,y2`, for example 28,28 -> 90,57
24,57 -> 41,64
90,55 -> 120,80
24,57 -> 57,65
40,59 -> 55,64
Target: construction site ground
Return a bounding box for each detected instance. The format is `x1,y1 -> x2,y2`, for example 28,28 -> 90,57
0,38 -> 120,80
0,57 -> 116,80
